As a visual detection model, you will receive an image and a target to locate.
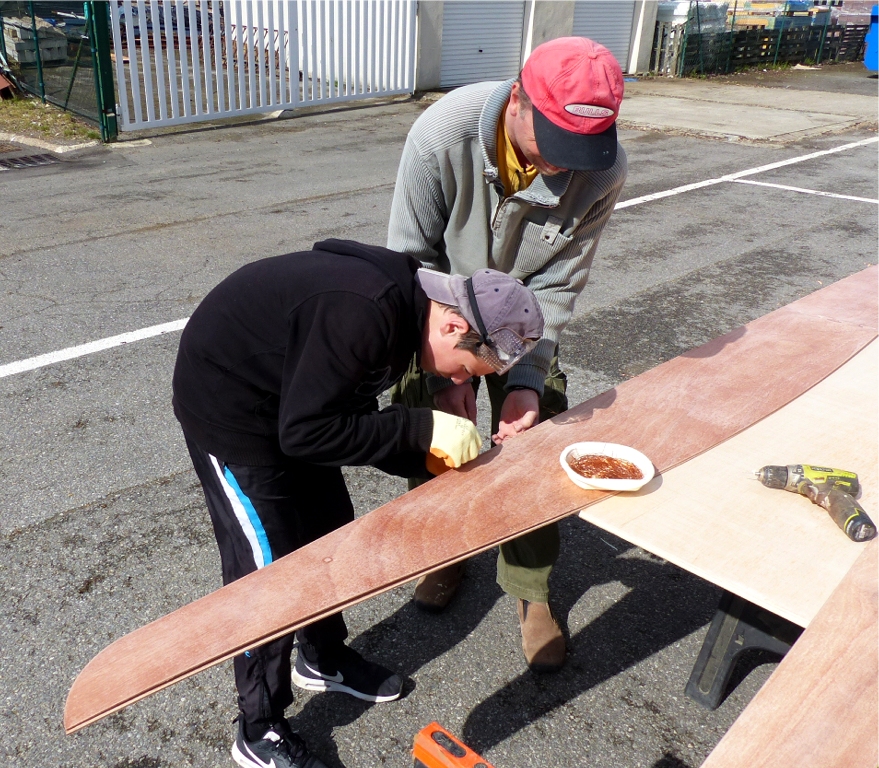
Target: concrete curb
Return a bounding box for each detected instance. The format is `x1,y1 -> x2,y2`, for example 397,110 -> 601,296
0,131 -> 100,154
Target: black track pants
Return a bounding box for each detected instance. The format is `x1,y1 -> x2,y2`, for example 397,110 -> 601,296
184,436 -> 354,726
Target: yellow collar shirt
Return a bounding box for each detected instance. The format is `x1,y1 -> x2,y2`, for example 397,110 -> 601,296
496,109 -> 539,197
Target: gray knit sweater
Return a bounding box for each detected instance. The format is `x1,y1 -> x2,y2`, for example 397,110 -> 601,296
388,80 -> 627,394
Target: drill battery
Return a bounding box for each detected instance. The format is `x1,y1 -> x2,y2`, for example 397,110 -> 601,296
412,722 -> 496,768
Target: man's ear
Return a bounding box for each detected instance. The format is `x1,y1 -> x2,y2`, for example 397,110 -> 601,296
439,310 -> 470,338
508,81 -> 523,118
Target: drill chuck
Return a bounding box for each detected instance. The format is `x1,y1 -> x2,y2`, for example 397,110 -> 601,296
754,465 -> 791,490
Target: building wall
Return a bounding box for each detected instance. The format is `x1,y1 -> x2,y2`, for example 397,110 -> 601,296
530,1 -> 576,49
415,0 -> 660,90
416,1 -> 445,91
629,0 -> 660,73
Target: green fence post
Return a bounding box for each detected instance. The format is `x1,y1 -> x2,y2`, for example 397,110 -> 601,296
816,6 -> 831,64
85,1 -> 117,141
678,5 -> 691,76
28,1 -> 46,101
694,0 -> 705,74
726,0 -> 738,73
773,0 -> 788,66
0,5 -> 8,65
773,27 -> 784,65
63,33 -> 87,110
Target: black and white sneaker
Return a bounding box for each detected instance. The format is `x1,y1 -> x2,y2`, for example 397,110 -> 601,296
231,718 -> 328,768
292,644 -> 403,702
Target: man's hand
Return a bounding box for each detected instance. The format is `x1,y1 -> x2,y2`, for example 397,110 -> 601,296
433,381 -> 477,422
428,411 -> 482,475
493,388 -> 539,444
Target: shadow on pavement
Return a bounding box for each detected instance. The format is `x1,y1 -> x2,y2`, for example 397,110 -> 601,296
291,515 -> 722,765
459,521 -> 719,754
653,753 -> 695,768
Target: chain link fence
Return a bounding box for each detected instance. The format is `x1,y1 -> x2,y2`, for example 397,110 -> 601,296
651,1 -> 869,77
0,1 -> 116,138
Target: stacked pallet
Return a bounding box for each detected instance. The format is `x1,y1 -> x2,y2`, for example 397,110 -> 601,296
729,1 -> 832,29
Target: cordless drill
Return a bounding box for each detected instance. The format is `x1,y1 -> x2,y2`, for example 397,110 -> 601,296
754,464 -> 876,542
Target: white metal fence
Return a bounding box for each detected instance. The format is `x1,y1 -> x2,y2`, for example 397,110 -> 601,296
109,0 -> 417,131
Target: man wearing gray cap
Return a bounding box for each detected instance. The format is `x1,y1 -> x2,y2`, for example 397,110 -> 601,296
388,36 -> 628,673
172,238 -> 542,768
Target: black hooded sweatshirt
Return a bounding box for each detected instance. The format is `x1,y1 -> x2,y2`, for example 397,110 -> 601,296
172,239 -> 434,477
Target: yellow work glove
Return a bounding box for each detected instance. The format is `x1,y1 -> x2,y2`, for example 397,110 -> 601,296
427,411 -> 482,475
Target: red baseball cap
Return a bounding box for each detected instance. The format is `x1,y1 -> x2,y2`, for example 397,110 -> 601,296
521,37 -> 624,172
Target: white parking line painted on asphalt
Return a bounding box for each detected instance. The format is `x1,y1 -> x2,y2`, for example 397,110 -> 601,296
3,136 -> 877,379
0,319 -> 188,379
730,178 -> 879,204
615,136 -> 879,210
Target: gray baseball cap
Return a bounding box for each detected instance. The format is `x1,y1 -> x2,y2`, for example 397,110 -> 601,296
416,267 -> 544,374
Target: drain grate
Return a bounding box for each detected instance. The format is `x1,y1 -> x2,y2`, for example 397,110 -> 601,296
0,153 -> 59,171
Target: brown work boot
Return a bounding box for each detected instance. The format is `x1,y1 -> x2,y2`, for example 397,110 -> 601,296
517,599 -> 566,673
413,562 -> 465,613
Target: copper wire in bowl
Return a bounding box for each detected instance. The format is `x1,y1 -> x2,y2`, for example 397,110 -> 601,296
568,453 -> 643,480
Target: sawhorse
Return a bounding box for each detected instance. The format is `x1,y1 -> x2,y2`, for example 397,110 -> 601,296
686,590 -> 802,710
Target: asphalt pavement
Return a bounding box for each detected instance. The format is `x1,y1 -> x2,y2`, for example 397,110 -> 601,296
1,61 -> 876,768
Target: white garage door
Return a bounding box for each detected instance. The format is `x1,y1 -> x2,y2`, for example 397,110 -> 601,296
440,1 -> 526,88
572,1 -> 637,69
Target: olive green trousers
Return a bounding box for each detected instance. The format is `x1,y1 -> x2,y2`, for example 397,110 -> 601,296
389,355 -> 568,602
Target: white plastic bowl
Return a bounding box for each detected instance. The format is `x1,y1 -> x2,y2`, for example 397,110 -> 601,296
559,442 -> 655,492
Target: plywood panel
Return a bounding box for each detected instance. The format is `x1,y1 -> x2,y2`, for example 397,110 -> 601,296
579,341 -> 878,627
700,539 -> 878,768
64,267 -> 878,733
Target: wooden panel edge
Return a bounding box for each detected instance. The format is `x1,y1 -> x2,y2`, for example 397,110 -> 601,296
700,539 -> 878,768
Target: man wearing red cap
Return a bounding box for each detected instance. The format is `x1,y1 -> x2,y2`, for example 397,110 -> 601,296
387,37 -> 628,673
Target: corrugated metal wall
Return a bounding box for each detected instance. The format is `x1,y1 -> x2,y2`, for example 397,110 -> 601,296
572,1 -> 637,68
439,1 -> 526,87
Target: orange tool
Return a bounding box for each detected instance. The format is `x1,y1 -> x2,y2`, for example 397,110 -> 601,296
412,722 -> 496,768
